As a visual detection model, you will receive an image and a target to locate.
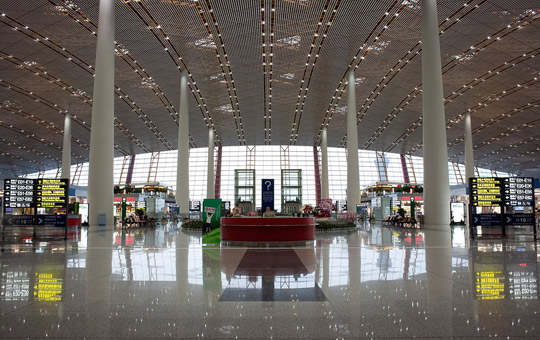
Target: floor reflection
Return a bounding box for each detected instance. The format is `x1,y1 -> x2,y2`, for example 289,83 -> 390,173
0,222 -> 539,338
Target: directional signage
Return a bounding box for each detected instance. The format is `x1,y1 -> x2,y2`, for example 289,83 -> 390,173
503,177 -> 534,207
505,214 -> 535,226
469,177 -> 503,207
475,270 -> 505,300
34,271 -> 63,302
35,179 -> 69,208
508,270 -> 538,300
0,267 -> 31,301
3,178 -> 36,209
472,213 -> 502,227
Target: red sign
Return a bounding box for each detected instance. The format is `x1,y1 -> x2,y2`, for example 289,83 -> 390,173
401,196 -> 410,201
414,196 -> 422,201
114,197 -> 135,202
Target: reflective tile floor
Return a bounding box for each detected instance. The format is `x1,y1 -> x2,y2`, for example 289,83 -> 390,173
0,222 -> 539,339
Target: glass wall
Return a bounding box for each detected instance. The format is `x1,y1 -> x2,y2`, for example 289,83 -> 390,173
21,146 -> 514,212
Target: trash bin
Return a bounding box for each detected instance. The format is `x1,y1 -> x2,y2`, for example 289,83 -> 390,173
98,213 -> 106,226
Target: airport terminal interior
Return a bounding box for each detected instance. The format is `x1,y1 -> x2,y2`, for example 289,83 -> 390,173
1,0 -> 540,339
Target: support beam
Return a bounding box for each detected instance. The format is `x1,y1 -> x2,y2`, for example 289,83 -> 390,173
61,113 -> 71,180
464,111 -> 474,182
176,70 -> 190,213
321,126 -> 329,199
421,0 -> 450,226
88,0 -> 115,226
207,128 -> 215,199
346,70 -> 360,210
215,145 -> 222,198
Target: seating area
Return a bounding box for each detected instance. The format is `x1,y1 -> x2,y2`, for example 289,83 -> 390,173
382,215 -> 419,228
122,215 -> 157,229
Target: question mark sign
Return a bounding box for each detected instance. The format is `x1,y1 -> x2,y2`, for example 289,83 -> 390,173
265,180 -> 271,190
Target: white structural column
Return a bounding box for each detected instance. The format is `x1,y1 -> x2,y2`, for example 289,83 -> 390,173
464,111 -> 474,182
88,0 -> 115,226
346,70 -> 360,210
207,128 -> 215,199
422,0 -> 450,225
321,126 -> 329,199
61,113 -> 71,180
176,70 -> 190,213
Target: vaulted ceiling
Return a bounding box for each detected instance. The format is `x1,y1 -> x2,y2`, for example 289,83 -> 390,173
0,0 -> 539,178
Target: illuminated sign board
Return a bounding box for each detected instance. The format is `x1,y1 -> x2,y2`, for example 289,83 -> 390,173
0,268 -> 31,301
509,270 -> 538,300
33,272 -> 63,302
469,178 -> 503,207
475,271 -> 505,300
35,179 -> 68,208
3,179 -> 36,208
503,177 -> 534,207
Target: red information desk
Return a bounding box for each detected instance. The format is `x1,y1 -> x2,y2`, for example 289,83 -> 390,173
221,217 -> 315,244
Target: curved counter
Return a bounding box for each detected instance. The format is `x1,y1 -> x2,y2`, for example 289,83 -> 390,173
221,217 -> 315,244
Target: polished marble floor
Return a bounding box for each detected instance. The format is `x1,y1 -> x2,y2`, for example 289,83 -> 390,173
0,221 -> 538,339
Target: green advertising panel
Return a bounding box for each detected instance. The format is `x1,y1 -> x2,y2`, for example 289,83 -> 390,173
203,198 -> 222,229
202,247 -> 222,291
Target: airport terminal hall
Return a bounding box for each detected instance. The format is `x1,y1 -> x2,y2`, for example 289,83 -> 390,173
1,0 -> 540,339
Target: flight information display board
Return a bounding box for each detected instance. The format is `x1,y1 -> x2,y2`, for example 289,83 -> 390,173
503,177 -> 534,207
469,177 -> 503,207
3,179 -> 36,209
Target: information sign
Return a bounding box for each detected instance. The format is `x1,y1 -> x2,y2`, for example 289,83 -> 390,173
475,271 -> 505,300
472,214 -> 502,227
469,178 -> 503,207
509,270 -> 538,300
2,215 -> 35,226
33,271 -> 63,302
35,179 -> 68,208
37,215 -> 68,227
261,179 -> 275,212
3,178 -> 36,208
0,267 -> 31,301
505,214 -> 535,226
503,177 -> 534,206
189,200 -> 201,212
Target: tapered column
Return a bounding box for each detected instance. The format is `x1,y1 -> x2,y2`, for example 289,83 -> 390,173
207,128 -> 215,199
61,113 -> 71,180
321,126 -> 329,199
176,70 -> 190,213
88,0 -> 115,226
422,0 -> 450,226
464,111 -> 474,182
346,70 -> 360,210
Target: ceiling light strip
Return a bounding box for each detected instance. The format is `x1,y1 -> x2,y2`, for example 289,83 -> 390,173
194,0 -> 246,145
289,0 -> 340,146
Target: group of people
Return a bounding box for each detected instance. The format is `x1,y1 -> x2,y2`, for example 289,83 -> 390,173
124,214 -> 156,228
383,214 -> 417,227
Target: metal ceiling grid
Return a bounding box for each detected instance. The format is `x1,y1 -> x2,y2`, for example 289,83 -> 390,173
0,0 -> 538,177
368,2 -> 540,159
322,0 -> 469,149
122,0 -> 223,147
0,6 -> 155,157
